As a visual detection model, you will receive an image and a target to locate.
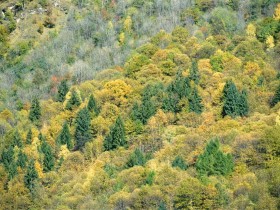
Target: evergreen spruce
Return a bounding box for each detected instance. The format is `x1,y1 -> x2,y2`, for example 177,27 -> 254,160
238,90 -> 249,117
24,159 -> 38,192
87,94 -> 100,115
29,98 -> 41,122
195,138 -> 234,176
271,84 -> 280,107
74,107 -> 92,150
57,79 -> 69,102
1,146 -> 14,170
168,72 -> 191,99
57,122 -> 72,149
172,156 -> 188,170
189,61 -> 200,84
17,150 -> 28,168
8,161 -> 18,180
104,116 -> 126,151
66,89 -> 81,110
126,148 -> 146,168
162,93 -> 180,113
188,87 -> 203,114
41,140 -> 55,172
221,80 -> 240,118
26,128 -> 32,144
158,201 -> 167,210
12,130 -> 23,148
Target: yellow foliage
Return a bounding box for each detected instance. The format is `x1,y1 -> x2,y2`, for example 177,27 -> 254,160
119,32 -> 125,45
0,109 -> 13,121
123,16 -> 132,33
244,62 -> 262,84
246,23 -> 256,37
108,21 -> 113,29
35,161 -> 44,178
274,3 -> 280,20
266,35 -> 275,49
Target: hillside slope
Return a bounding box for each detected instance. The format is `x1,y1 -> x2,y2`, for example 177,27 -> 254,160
1,0 -> 280,209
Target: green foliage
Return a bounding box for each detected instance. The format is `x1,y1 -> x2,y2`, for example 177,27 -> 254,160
145,171 -> 155,186
104,116 -> 126,151
57,122 -> 72,150
41,140 -> 55,172
26,128 -> 32,144
222,80 -> 248,118
87,94 -> 100,115
158,201 -> 167,210
29,98 -> 41,123
12,130 -> 23,148
74,107 -> 92,150
171,26 -> 189,44
167,72 -> 191,99
162,93 -> 180,113
17,150 -> 28,168
270,84 -> 280,107
57,79 -> 69,102
210,54 -> 223,72
66,89 -> 81,110
125,53 -> 150,77
172,156 -> 188,170
256,18 -> 280,42
1,146 -> 14,171
126,148 -> 146,168
196,138 -> 234,176
24,159 -> 38,192
189,61 -> 200,84
189,87 -> 203,114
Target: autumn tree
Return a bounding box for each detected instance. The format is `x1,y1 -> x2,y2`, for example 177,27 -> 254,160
29,98 -> 41,122
196,138 -> 234,176
57,79 -> 69,102
57,122 -> 72,150
74,107 -> 92,150
103,116 -> 126,151
24,159 -> 38,192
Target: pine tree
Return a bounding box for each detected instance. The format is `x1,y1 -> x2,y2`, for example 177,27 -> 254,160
24,159 -> 38,192
158,201 -> 167,210
41,140 -> 55,172
12,130 -> 23,148
189,61 -> 200,84
168,72 -> 191,99
26,128 -> 32,144
57,122 -> 72,150
222,80 -> 240,118
87,94 -> 100,115
126,148 -> 146,168
104,116 -> 126,151
8,161 -> 18,180
172,156 -> 188,170
189,87 -> 203,114
238,90 -> 249,117
66,89 -> 81,110
29,98 -> 41,122
195,138 -> 234,176
74,107 -> 92,150
17,150 -> 28,168
271,84 -> 280,107
1,146 -> 14,170
140,96 -> 157,124
57,79 -> 69,102
162,93 -> 180,113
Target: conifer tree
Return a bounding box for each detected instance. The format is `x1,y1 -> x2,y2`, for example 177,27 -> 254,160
87,94 -> 100,115
104,116 -> 126,151
238,90 -> 249,117
66,89 -> 81,110
222,80 -> 240,118
126,148 -> 146,168
57,79 -> 69,102
196,138 -> 234,176
172,156 -> 188,170
74,107 -> 92,150
17,150 -> 28,168
8,161 -> 18,180
271,84 -> 280,107
189,61 -> 200,84
12,130 -> 23,148
29,98 -> 41,122
24,159 -> 38,192
188,87 -> 203,114
1,146 -> 14,170
168,72 -> 191,99
162,93 -> 180,113
57,122 -> 72,150
158,201 -> 167,210
41,140 -> 55,172
26,128 -> 32,144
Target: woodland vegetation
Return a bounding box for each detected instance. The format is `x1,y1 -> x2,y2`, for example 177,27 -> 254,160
0,0 -> 280,209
